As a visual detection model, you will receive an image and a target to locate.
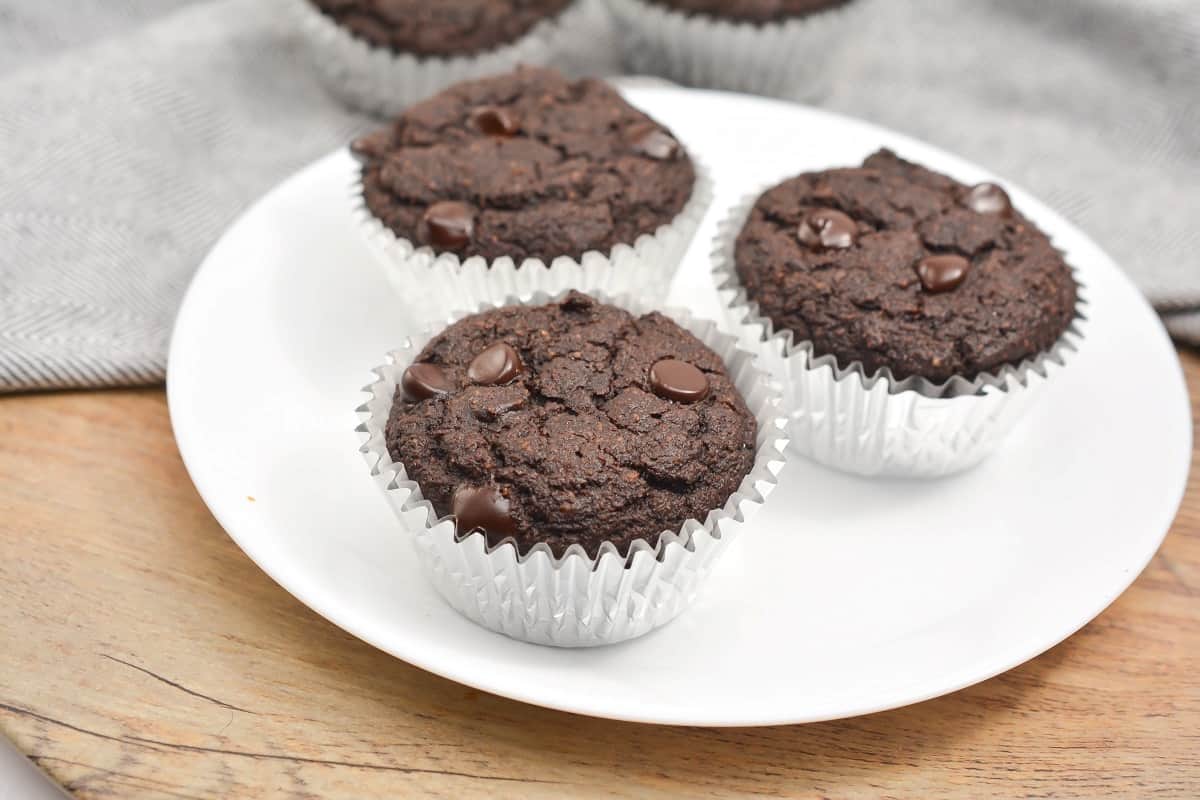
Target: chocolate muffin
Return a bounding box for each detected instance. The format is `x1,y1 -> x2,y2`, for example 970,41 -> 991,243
352,66 -> 697,262
307,0 -> 573,57
644,0 -> 851,23
385,292 -> 757,558
733,150 -> 1078,383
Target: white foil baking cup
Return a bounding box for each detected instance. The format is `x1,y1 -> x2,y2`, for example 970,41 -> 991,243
351,157 -> 713,328
603,0 -> 873,101
357,289 -> 788,647
292,0 -> 594,116
712,190 -> 1088,478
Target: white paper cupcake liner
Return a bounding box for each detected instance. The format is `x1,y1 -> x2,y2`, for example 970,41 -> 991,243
357,288 -> 789,647
292,0 -> 595,116
603,0 -> 874,101
351,156 -> 713,329
712,190 -> 1088,478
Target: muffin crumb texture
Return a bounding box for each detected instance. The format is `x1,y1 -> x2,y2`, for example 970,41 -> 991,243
385,292 -> 757,558
734,149 -> 1078,382
354,66 -> 696,262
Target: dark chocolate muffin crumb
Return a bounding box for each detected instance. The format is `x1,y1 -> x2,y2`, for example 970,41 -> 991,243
733,149 -> 1078,383
354,66 -> 696,262
644,0 -> 851,24
309,0 -> 572,57
385,292 -> 757,558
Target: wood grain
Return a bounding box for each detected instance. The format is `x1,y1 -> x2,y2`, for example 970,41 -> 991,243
2,353 -> 1197,799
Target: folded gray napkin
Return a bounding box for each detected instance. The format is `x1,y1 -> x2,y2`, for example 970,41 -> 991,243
0,0 -> 1195,392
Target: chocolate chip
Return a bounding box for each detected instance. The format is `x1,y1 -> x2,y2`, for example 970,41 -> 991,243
400,362 -> 453,402
916,254 -> 971,293
419,201 -> 474,251
649,359 -> 709,403
468,342 -> 523,385
561,292 -> 595,313
797,208 -> 857,250
631,128 -> 680,161
964,182 -> 1012,216
470,105 -> 520,137
451,485 -> 516,537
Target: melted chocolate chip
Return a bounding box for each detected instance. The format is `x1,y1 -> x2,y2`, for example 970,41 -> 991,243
797,208 -> 857,250
964,182 -> 1012,216
451,485 -> 516,537
468,342 -> 523,385
419,201 -> 475,251
400,362 -> 453,402
470,105 -> 520,137
916,254 -> 971,293
649,359 -> 709,403
631,128 -> 680,161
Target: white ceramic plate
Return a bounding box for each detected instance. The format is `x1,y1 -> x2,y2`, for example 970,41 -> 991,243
168,87 -> 1191,726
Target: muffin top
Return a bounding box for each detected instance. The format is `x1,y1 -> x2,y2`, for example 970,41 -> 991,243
308,0 -> 572,56
644,0 -> 851,23
385,292 -> 757,558
733,150 -> 1078,383
353,66 -> 696,262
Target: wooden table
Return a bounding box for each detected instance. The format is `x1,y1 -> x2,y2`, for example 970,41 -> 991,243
2,354 -> 1197,800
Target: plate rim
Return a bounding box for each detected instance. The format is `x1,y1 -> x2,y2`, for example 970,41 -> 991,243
167,86 -> 1193,726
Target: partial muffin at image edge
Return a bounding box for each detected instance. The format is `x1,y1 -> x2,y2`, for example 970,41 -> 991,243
351,65 -> 698,264
640,0 -> 852,24
294,1 -> 592,116
307,0 -> 575,57
732,148 -> 1079,384
604,0 -> 865,100
384,291 -> 757,559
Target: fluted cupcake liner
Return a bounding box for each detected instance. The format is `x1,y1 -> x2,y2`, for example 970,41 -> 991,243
357,288 -> 789,647
712,190 -> 1088,478
351,156 -> 713,329
292,0 -> 595,116
603,0 -> 874,102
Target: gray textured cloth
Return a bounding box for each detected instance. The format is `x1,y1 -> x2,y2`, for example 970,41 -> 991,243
0,0 -> 367,389
0,0 -> 1196,392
